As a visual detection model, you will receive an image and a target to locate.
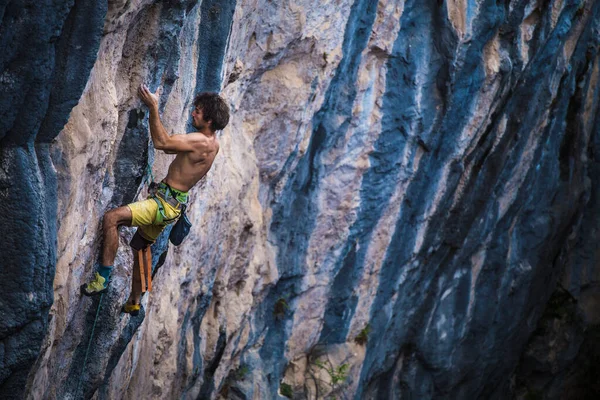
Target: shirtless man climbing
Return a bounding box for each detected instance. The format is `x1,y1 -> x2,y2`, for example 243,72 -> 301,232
81,85 -> 229,315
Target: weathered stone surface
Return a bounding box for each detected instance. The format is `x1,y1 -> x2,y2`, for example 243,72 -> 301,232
0,0 -> 106,398
0,0 -> 599,399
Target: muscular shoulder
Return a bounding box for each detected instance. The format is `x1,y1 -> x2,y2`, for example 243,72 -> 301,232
160,132 -> 217,155
189,132 -> 219,156
184,132 -> 213,149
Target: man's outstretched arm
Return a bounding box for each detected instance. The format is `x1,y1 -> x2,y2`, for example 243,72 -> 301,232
138,84 -> 204,153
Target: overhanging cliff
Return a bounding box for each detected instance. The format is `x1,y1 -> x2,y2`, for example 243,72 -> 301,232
0,1 -> 599,399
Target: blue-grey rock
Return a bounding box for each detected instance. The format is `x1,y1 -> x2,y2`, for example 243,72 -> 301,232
1,1 -> 599,399
0,0 -> 106,397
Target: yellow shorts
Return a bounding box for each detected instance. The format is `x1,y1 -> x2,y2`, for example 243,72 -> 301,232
127,196 -> 181,242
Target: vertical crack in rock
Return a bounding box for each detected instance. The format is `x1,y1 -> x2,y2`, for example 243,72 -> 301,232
195,0 -> 237,93
57,294 -> 145,400
96,308 -> 148,399
178,281 -> 217,397
197,329 -> 227,399
111,109 -> 150,207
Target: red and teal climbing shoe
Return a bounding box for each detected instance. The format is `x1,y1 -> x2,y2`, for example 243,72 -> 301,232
80,272 -> 109,296
121,302 -> 141,316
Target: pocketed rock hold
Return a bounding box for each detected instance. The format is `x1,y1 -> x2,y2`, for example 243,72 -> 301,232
227,59 -> 244,85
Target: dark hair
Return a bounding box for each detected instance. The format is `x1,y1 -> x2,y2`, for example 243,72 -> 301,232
193,92 -> 230,131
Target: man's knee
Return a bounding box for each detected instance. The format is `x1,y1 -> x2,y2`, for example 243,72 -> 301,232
103,209 -> 119,229
103,206 -> 132,229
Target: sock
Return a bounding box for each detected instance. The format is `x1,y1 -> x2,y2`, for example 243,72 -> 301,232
98,265 -> 113,281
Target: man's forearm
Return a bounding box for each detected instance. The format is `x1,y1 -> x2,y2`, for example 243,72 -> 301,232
148,106 -> 170,148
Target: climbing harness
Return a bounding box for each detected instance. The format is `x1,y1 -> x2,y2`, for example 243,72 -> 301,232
145,161 -> 186,225
151,191 -> 180,224
145,163 -> 192,246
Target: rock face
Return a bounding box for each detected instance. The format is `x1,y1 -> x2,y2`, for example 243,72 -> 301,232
0,0 -> 599,399
0,0 -> 106,397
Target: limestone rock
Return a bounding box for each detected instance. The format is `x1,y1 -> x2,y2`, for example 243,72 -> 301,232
0,1 -> 599,399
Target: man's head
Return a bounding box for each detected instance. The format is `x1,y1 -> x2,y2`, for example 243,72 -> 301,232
191,92 -> 230,132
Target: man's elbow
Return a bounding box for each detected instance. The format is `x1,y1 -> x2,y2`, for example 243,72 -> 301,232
154,140 -> 178,154
153,139 -> 168,150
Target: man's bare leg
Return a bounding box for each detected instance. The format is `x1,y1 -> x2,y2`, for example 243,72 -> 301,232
82,206 -> 133,296
102,206 -> 133,266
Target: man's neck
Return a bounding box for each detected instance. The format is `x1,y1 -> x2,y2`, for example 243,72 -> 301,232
198,129 -> 215,138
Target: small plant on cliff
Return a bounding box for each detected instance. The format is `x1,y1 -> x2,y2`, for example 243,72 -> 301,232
313,359 -> 349,386
280,382 -> 293,398
354,324 -> 371,345
273,297 -> 289,320
305,349 -> 353,400
233,364 -> 249,380
218,364 -> 250,398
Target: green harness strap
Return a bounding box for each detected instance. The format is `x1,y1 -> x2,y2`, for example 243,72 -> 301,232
145,162 -> 184,225
152,196 -> 179,225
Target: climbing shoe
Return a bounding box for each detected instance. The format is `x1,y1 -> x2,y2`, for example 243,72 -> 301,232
80,272 -> 109,296
121,302 -> 141,316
